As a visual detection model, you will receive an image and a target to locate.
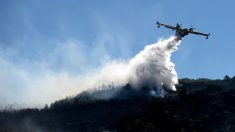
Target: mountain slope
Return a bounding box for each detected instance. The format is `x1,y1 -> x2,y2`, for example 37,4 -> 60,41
0,78 -> 235,132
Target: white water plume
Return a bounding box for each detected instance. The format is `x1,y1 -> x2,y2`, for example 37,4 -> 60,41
0,36 -> 181,108
78,36 -> 181,96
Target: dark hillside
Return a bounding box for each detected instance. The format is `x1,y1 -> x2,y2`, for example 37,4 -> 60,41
0,77 -> 235,132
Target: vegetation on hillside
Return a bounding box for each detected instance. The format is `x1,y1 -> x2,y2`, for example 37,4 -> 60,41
0,76 -> 235,132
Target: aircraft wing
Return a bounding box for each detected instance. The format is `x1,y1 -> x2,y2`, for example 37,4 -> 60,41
189,30 -> 210,39
156,21 -> 176,30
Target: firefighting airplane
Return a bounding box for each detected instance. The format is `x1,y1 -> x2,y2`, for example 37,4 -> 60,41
156,21 -> 210,40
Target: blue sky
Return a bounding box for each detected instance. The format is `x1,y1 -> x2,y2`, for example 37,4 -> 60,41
1,0 -> 235,79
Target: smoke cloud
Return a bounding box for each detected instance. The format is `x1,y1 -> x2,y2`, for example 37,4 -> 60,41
0,36 -> 181,108
81,36 -> 181,92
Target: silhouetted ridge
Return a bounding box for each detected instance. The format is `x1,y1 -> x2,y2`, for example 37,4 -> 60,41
0,77 -> 235,132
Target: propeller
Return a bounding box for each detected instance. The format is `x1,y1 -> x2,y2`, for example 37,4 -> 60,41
190,25 -> 196,30
188,25 -> 196,32
176,23 -> 183,26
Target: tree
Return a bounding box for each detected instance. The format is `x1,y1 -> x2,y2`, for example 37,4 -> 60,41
224,75 -> 231,81
44,104 -> 49,110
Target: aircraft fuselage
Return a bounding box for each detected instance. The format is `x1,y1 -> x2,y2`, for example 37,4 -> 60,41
175,29 -> 189,40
